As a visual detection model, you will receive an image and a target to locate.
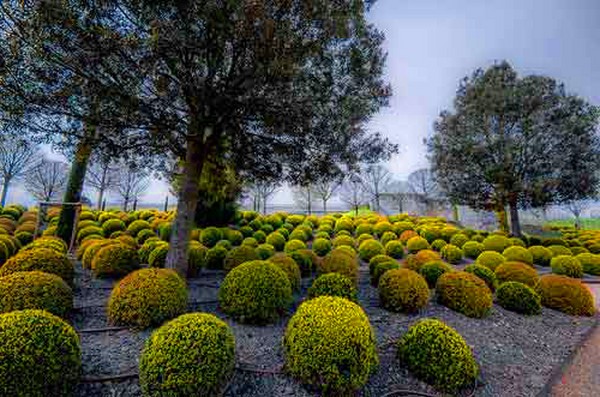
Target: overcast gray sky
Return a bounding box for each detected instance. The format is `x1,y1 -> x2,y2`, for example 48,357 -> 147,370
10,0 -> 600,206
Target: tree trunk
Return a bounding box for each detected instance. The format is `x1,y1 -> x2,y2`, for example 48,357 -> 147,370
123,197 -> 129,212
307,188 -> 311,215
57,136 -> 93,244
263,196 -> 267,214
323,199 -> 327,213
96,187 -> 105,210
452,203 -> 459,223
165,132 -> 206,276
508,198 -> 521,237
495,203 -> 509,233
0,178 -> 11,207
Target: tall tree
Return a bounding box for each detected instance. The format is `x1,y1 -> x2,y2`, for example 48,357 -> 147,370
24,158 -> 68,202
428,61 -> 600,236
292,184 -> 316,215
85,153 -> 117,210
313,177 -> 342,213
339,173 -> 368,216
248,178 -> 280,215
0,129 -> 38,206
362,164 -> 392,212
113,164 -> 149,211
407,168 -> 440,213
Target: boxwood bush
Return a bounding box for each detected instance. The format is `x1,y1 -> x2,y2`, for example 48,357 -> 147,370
358,239 -> 385,262
385,240 -> 404,259
205,245 -> 228,270
0,247 -> 74,286
268,254 -> 301,291
370,261 -> 400,287
551,255 -> 583,278
502,246 -> 533,266
476,250 -> 506,271
312,237 -> 332,257
307,273 -> 358,302
265,232 -> 286,251
223,245 -> 259,273
441,244 -> 463,264
528,245 -> 553,267
464,264 -> 498,291
379,269 -> 430,313
495,261 -> 539,287
462,241 -> 484,259
419,260 -> 453,288
482,235 -> 511,253
92,243 -> 140,278
576,253 -> 600,275
406,236 -> 430,253
318,248 -> 359,285
404,249 -> 441,272
437,271 -> 493,318
535,274 -> 595,316
496,281 -> 541,315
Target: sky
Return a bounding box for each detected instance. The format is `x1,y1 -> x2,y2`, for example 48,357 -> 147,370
8,0 -> 600,207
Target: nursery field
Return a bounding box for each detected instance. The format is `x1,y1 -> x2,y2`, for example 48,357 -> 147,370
0,205 -> 599,397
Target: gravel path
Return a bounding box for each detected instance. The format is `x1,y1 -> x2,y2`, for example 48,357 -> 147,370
72,263 -> 597,397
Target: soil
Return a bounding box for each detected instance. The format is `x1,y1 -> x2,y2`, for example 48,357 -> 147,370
72,262 -> 598,397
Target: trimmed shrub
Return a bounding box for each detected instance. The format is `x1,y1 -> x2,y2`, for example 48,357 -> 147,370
570,247 -> 589,256
464,264 -> 497,291
205,246 -> 228,270
268,254 -> 301,291
82,239 -> 118,269
370,261 -> 400,287
77,225 -> 104,242
397,318 -> 478,392
126,220 -> 152,237
92,243 -> 140,278
419,260 -> 453,288
15,231 -> 33,246
379,269 -> 429,313
431,238 -> 447,252
22,236 -> 68,254
576,253 -> 600,276
148,243 -> 170,268
482,235 -> 511,253
528,245 -> 553,267
476,251 -> 506,271
216,239 -> 232,250
0,235 -> 17,256
548,244 -> 572,257
406,236 -> 430,253
495,261 -> 539,287
187,242 -> 207,277
200,227 -> 223,247
223,245 -> 259,273
256,243 -> 275,260
551,255 -> 583,278
218,261 -> 292,324
265,232 -> 286,251
441,244 -> 463,264
312,237 -> 332,256
404,250 -> 441,272
385,240 -> 404,259
252,230 -> 267,244
101,218 -> 126,236
399,229 -> 418,243
0,248 -> 74,286
0,271 -> 72,317
496,281 -> 541,315
380,231 -> 398,246
542,238 -> 568,247
437,271 -> 493,318
138,238 -> 163,264
307,273 -> 358,302
462,241 -> 484,259
225,229 -> 244,246
242,236 -> 258,247
158,223 -> 172,242
358,239 -> 385,262
0,310 -> 81,397
369,254 -> 396,275
332,234 -> 355,249
503,246 -> 533,266
319,248 -> 359,285
284,239 -> 307,253
356,233 -> 374,245
108,268 -> 188,329
284,296 -> 378,395
449,233 -> 469,248
139,313 -> 235,397
535,274 -> 595,316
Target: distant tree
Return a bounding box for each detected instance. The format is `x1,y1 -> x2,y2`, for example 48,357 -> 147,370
292,184 -> 317,215
0,130 -> 38,206
428,61 -> 600,236
313,177 -> 342,213
85,153 -> 117,210
248,179 -> 280,215
340,174 -> 368,216
24,158 -> 68,202
407,168 -> 440,213
565,200 -> 588,229
113,164 -> 149,211
362,164 -> 392,212
386,180 -> 410,213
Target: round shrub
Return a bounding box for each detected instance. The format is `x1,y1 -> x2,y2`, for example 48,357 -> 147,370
101,218 -> 126,236
0,310 -> 81,397
0,271 -> 72,317
437,271 -> 493,318
551,255 -> 583,278
358,239 -> 385,262
307,273 -> 358,302
0,248 -> 74,286
380,231 -> 398,246
252,230 -> 267,244
283,296 -> 378,395
138,238 -> 163,264
399,229 -> 418,243
126,220 -> 152,237
370,261 -> 400,287
462,241 -> 484,259
495,261 -> 539,287
385,240 -> 404,259
419,260 -> 453,288
332,234 -> 355,249
218,261 -> 292,324
528,245 -> 553,267
406,236 -> 430,253
187,242 -> 207,276
204,245 -> 227,269
548,244 -> 572,257
464,264 -> 498,291
139,313 -> 235,397
355,223 -> 373,236
223,245 -> 260,273
576,253 -> 600,276
496,281 -> 541,315
441,244 -> 463,264
543,237 -> 568,247
92,243 -> 140,278
476,251 -> 506,271
356,233 -> 374,245
482,235 -> 511,253
374,221 -> 393,236
0,240 -> 7,265
404,249 -> 441,272
535,274 -> 595,316
431,238 -> 447,252
215,239 -> 232,250
397,318 -> 478,392
312,237 -> 332,256
570,246 -> 589,256
255,243 -> 275,260
225,229 -> 244,246
268,254 -> 301,291
148,243 -> 170,268
449,233 -> 469,248
288,250 -> 312,276
136,228 -> 156,245
77,225 -> 104,242
369,254 -> 396,275
0,235 -> 17,256
265,232 -> 286,251
108,268 -> 188,329
379,269 -> 429,313
200,227 -> 223,247
82,239 -> 119,269
319,248 -> 359,285
284,239 -> 307,253
503,246 -> 533,266
15,231 -> 33,246
241,237 -> 257,247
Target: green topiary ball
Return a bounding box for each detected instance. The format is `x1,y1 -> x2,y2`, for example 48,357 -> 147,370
495,261 -> 539,287
464,264 -> 498,291
358,239 -> 385,262
82,239 -> 118,269
437,271 -> 493,318
284,239 -> 307,253
255,243 -> 275,260
535,274 -> 595,316
200,227 -> 223,247
548,244 -> 572,257
307,273 -> 358,302
476,250 -> 506,271
551,255 -> 583,278
419,260 -> 453,288
449,233 -> 469,248
187,242 -> 207,277
0,247 -> 74,286
21,236 -> 68,254
406,236 -> 430,253
265,232 -> 286,251
284,296 -> 378,395
218,260 -> 292,324
223,245 -> 259,273
225,229 -> 244,246
496,281 -> 541,315
101,218 -> 126,236
204,246 -> 228,270
76,225 -> 104,243
379,268 -> 430,313
397,318 -> 478,392
92,243 -> 140,278
108,268 -> 188,329
462,241 -> 484,259
318,248 -> 359,285
385,240 -> 404,259
368,254 -> 396,275
482,235 -> 511,253
430,238 -> 448,252
138,238 -> 163,264
127,220 -> 152,237
139,313 -> 235,397
576,253 -> 600,276
441,244 -> 463,264
528,245 -> 553,267
332,234 -> 355,249
148,243 -> 170,268
0,309 -> 81,396
370,261 -> 400,287
0,271 -> 73,317
268,254 -> 301,291
502,246 -> 533,266
312,237 -> 332,257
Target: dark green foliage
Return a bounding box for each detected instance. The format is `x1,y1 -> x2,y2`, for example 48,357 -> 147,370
419,260 -> 453,288
496,282 -> 541,315
464,264 -> 498,291
205,246 -> 228,270
307,273 -> 358,302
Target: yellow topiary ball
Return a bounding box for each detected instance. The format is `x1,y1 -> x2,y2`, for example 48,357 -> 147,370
535,274 -> 595,316
437,271 -> 492,318
495,261 -> 539,287
378,268 -> 430,313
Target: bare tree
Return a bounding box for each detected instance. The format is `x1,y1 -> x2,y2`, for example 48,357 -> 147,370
339,174 -> 368,216
386,180 -> 411,213
362,164 -> 392,212
85,154 -> 118,209
566,200 -> 588,229
24,158 -> 68,202
0,133 -> 39,206
313,177 -> 342,213
292,184 -> 316,215
248,179 -> 280,214
113,165 -> 150,211
408,168 -> 440,213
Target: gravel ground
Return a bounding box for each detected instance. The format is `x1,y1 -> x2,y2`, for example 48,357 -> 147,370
72,262 -> 598,397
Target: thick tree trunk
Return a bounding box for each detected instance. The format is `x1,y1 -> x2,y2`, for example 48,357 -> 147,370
165,132 -> 207,276
57,137 -> 93,244
495,203 -> 509,233
0,178 -> 10,207
508,198 -> 521,237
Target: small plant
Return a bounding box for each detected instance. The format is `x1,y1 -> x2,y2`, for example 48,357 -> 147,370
223,245 -> 259,272
358,239 -> 385,262
576,253 -> 600,276
268,254 -> 301,291
441,244 -> 463,264
462,241 -> 484,259
528,245 -> 553,266
476,250 -> 506,271
92,243 -> 140,278
406,236 -> 430,253
385,240 -> 404,259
